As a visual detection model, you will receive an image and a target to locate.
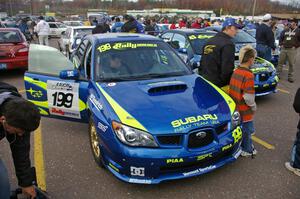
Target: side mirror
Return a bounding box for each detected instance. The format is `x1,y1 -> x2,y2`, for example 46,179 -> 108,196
178,48 -> 187,54
59,69 -> 79,80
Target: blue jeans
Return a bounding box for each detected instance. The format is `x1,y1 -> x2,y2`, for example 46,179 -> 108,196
291,129 -> 300,169
0,159 -> 10,199
241,121 -> 255,153
256,44 -> 272,62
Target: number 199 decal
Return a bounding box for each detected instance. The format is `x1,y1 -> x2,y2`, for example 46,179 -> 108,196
47,80 -> 81,119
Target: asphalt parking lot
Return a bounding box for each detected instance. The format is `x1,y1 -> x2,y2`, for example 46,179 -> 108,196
0,38 -> 300,199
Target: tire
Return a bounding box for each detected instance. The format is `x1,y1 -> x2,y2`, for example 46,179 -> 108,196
89,117 -> 105,168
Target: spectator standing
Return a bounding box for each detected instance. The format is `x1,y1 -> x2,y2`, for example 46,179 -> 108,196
92,17 -> 110,34
229,45 -> 257,157
285,88 -> 300,176
36,16 -> 50,46
121,15 -> 144,33
255,14 -> 276,61
199,18 -> 239,91
111,17 -> 123,33
144,19 -> 155,35
191,18 -> 203,29
277,18 -> 300,83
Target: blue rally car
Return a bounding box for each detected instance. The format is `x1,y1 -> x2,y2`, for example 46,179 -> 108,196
24,34 -> 242,184
161,28 -> 279,96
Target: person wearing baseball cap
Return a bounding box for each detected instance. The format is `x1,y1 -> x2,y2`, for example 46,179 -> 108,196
277,18 -> 300,83
255,13 -> 276,62
199,18 -> 240,91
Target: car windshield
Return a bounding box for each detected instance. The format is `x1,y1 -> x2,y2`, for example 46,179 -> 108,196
188,33 -> 215,55
74,28 -> 93,36
94,41 -> 191,81
0,31 -> 22,43
233,30 -> 256,43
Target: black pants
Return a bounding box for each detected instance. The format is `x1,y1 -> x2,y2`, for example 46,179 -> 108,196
292,128 -> 300,169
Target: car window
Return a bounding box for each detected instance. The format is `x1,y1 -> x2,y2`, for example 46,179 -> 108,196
75,39 -> 89,61
57,23 -> 67,28
94,41 -> 191,81
171,33 -> 186,49
74,29 -> 93,36
161,32 -> 173,42
28,44 -> 74,76
188,33 -> 215,55
0,31 -> 22,43
233,30 -> 256,43
49,23 -> 57,28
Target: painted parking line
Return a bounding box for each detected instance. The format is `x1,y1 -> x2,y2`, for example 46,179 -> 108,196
34,123 -> 47,191
277,88 -> 290,94
252,135 -> 275,150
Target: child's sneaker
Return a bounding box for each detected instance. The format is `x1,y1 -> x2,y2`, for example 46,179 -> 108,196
240,148 -> 257,157
285,162 -> 300,177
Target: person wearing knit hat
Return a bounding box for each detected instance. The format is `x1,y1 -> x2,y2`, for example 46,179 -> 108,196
229,45 -> 257,157
255,13 -> 275,62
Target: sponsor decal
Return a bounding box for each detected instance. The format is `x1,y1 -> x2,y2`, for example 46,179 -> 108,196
166,158 -> 184,164
128,178 -> 152,184
97,122 -> 108,132
183,165 -> 216,176
47,80 -> 81,119
188,34 -> 213,40
27,87 -> 43,98
222,143 -> 233,152
89,94 -> 103,110
108,163 -> 119,173
196,153 -> 213,161
130,167 -> 145,177
232,127 -> 242,144
107,82 -> 116,87
98,42 -> 158,53
171,114 -> 218,128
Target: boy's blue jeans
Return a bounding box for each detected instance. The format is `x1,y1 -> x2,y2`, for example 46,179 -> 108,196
0,158 -> 10,199
291,128 -> 300,169
241,121 -> 255,153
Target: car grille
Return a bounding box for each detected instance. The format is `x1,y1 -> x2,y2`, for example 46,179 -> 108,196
188,129 -> 214,149
160,148 -> 234,174
257,72 -> 272,82
157,135 -> 182,146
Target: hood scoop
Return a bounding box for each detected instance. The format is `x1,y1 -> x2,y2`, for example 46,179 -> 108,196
146,81 -> 187,95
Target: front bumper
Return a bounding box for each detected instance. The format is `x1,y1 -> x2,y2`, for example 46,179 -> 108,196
254,74 -> 279,96
101,127 -> 242,184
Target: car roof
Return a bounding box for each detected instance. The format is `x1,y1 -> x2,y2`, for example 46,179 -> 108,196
204,26 -> 222,32
165,28 -> 217,34
87,33 -> 161,44
70,26 -> 94,30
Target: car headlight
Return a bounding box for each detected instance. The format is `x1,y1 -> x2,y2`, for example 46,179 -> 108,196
112,121 -> 158,147
231,110 -> 241,130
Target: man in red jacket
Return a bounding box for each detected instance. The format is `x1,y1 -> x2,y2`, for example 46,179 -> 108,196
285,88 -> 300,176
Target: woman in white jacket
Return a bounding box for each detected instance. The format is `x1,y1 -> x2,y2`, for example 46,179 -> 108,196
36,16 -> 50,46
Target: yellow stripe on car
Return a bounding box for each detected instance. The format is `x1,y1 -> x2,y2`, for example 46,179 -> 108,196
200,77 -> 236,115
96,83 -> 147,131
24,76 -> 47,90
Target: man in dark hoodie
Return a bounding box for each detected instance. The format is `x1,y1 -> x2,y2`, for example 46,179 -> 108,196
285,88 -> 300,177
0,82 -> 41,198
199,18 -> 239,92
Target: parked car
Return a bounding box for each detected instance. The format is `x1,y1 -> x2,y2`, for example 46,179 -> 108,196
161,28 -> 279,96
58,26 -> 94,58
48,22 -> 67,37
0,28 -> 28,70
24,33 -> 242,184
62,21 -> 84,27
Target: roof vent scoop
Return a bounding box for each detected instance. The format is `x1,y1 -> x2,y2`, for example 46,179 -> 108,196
147,81 -> 187,94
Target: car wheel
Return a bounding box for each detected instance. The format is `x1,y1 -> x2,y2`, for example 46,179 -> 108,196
89,118 -> 105,168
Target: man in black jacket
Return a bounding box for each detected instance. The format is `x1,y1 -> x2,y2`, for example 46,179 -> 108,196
285,88 -> 300,176
0,82 -> 40,198
199,18 -> 239,90
255,14 -> 276,62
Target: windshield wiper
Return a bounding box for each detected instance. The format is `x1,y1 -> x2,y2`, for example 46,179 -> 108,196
128,72 -> 185,80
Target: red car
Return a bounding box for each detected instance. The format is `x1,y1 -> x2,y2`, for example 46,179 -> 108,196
0,28 -> 29,70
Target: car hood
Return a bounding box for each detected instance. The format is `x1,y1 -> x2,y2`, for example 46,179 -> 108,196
97,74 -> 234,134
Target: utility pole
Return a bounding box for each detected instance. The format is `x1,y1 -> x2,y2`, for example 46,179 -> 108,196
252,0 -> 257,20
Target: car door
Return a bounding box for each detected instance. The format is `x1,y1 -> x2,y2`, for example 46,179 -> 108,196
24,44 -> 89,122
49,23 -> 58,36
